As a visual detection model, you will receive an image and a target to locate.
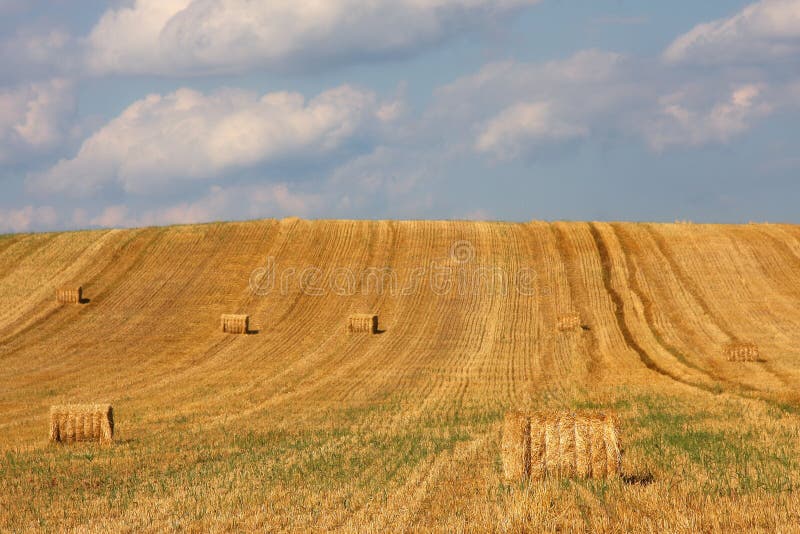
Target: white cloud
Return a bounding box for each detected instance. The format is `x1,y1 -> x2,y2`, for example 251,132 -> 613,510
86,0 -> 541,75
0,205 -> 57,233
432,49 -> 791,157
90,204 -> 130,228
664,0 -> 800,65
431,50 -> 645,155
642,84 -> 774,150
0,79 -> 74,163
1,28 -> 78,81
30,85 -> 397,195
432,50 -> 634,133
328,145 -> 440,216
71,207 -> 89,227
475,101 -> 588,159
138,183 -> 323,225
86,183 -> 324,228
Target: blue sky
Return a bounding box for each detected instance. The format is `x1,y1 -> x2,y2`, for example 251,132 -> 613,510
1,0 -> 798,232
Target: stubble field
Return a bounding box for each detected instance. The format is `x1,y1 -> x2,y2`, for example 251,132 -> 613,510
1,219 -> 799,532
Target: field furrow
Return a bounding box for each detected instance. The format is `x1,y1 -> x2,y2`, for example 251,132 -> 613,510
2,219 -> 800,531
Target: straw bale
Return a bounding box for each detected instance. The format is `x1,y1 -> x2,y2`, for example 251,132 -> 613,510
502,410 -> 621,482
57,287 -> 82,304
49,404 -> 113,444
221,314 -> 249,334
348,314 -> 379,334
557,313 -> 581,331
723,342 -> 760,362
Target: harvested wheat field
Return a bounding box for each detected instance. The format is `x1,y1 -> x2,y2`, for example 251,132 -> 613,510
2,219 -> 800,532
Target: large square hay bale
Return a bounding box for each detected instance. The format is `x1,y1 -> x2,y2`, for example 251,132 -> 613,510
49,404 -> 113,444
501,411 -> 621,482
56,287 -> 83,304
348,314 -> 379,334
723,342 -> 760,362
221,314 -> 249,334
557,313 -> 581,331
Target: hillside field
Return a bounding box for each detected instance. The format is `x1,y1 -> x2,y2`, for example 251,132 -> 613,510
1,219 -> 800,532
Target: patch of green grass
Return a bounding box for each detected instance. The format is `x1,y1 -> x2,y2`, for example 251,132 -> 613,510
629,394 -> 798,495
228,424 -> 471,488
420,406 -> 505,429
764,398 -> 800,417
570,398 -> 632,411
2,418 -> 476,531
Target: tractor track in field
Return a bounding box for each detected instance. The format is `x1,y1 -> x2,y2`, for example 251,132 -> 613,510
2,218 -> 800,530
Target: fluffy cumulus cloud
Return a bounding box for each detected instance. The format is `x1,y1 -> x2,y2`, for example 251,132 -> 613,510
0,205 -> 57,233
643,84 -> 774,151
664,0 -> 800,65
85,0 -> 541,75
86,183 -> 323,228
475,101 -> 588,159
328,145 -> 440,216
432,50 -> 645,155
0,78 -> 74,163
31,85 -> 399,195
433,49 -> 794,156
87,144 -> 446,228
89,204 -> 130,228
1,28 -> 79,83
433,50 -> 637,133
139,183 -> 323,225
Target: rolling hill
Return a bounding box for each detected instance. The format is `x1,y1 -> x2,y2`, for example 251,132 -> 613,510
2,219 -> 800,531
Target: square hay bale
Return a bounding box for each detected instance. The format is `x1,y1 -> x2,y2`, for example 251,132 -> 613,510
501,411 -> 621,482
56,287 -> 83,304
348,314 -> 379,334
221,314 -> 249,334
723,342 -> 760,362
557,313 -> 581,331
49,404 -> 113,444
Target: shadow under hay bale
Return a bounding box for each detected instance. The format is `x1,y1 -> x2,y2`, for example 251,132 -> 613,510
723,342 -> 760,362
221,314 -> 250,334
49,404 -> 113,444
622,471 -> 655,485
348,314 -> 379,334
502,411 -> 621,482
56,287 -> 84,304
557,313 -> 582,332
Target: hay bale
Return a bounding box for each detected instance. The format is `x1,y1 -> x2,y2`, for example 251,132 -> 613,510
603,413 -> 622,477
574,415 -> 591,478
588,414 -> 609,478
501,411 -> 530,482
723,342 -> 760,362
49,404 -> 113,444
557,313 -> 581,331
529,412 -> 547,480
502,411 -> 622,482
348,314 -> 379,334
56,287 -> 82,304
221,314 -> 249,334
543,413 -> 560,475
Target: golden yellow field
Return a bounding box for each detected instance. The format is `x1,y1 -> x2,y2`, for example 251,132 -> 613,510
2,219 -> 800,532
